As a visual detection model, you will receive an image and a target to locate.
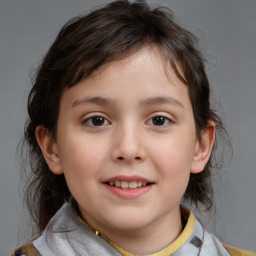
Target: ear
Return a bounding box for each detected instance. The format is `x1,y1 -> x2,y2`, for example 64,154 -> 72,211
191,121 -> 216,174
35,125 -> 63,175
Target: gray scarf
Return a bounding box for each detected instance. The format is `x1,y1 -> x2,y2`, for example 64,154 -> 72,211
33,202 -> 230,256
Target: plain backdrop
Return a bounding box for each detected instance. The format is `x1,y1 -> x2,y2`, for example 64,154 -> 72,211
0,0 -> 255,255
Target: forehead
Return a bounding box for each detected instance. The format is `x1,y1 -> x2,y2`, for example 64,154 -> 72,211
61,46 -> 190,109
87,46 -> 183,88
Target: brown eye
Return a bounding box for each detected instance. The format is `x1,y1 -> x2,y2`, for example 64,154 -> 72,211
83,116 -> 109,127
152,116 -> 165,125
91,116 -> 105,126
148,116 -> 171,126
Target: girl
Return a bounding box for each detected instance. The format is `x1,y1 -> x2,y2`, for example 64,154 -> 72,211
12,0 -> 255,255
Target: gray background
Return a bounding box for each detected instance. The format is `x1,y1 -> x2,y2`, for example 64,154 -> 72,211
1,0 -> 255,255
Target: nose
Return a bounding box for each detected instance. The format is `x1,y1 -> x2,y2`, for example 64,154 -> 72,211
111,124 -> 146,163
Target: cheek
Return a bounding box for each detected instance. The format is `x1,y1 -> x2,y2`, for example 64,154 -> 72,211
149,135 -> 195,194
57,138 -> 109,200
59,134 -> 108,171
150,134 -> 195,171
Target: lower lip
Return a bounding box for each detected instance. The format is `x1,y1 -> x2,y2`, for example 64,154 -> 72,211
103,184 -> 153,199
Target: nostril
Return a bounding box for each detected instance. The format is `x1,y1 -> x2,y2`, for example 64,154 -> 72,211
116,156 -> 143,161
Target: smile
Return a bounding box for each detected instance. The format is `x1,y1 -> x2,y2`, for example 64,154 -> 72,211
106,181 -> 150,189
103,175 -> 155,198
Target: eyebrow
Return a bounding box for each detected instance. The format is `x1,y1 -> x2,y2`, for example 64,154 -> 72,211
72,97 -> 115,108
72,96 -> 184,109
140,96 -> 184,108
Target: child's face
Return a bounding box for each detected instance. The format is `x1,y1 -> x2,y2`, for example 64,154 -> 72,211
44,47 -> 210,236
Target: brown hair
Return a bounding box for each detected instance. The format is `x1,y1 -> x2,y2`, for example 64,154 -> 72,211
22,0 -> 228,234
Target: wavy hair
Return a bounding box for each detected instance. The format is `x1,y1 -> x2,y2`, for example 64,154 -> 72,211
22,0 -> 229,233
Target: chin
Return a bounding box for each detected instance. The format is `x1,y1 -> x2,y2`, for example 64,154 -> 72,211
105,211 -> 154,231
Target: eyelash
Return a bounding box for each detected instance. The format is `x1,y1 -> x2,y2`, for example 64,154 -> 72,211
147,115 -> 172,127
82,114 -> 172,128
82,116 -> 110,127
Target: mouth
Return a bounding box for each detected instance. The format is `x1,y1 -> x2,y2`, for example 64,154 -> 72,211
104,180 -> 153,189
103,176 -> 154,199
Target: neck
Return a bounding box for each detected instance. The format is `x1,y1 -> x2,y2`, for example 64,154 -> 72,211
83,208 -> 183,255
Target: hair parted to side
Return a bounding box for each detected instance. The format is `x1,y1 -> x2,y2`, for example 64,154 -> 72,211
22,0 -> 228,234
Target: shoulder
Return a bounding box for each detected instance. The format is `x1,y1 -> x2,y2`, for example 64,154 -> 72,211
222,243 -> 256,256
11,243 -> 41,256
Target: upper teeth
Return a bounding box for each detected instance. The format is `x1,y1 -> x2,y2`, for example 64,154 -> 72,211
108,181 -> 147,189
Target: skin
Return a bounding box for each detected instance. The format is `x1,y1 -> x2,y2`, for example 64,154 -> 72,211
36,47 -> 215,255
